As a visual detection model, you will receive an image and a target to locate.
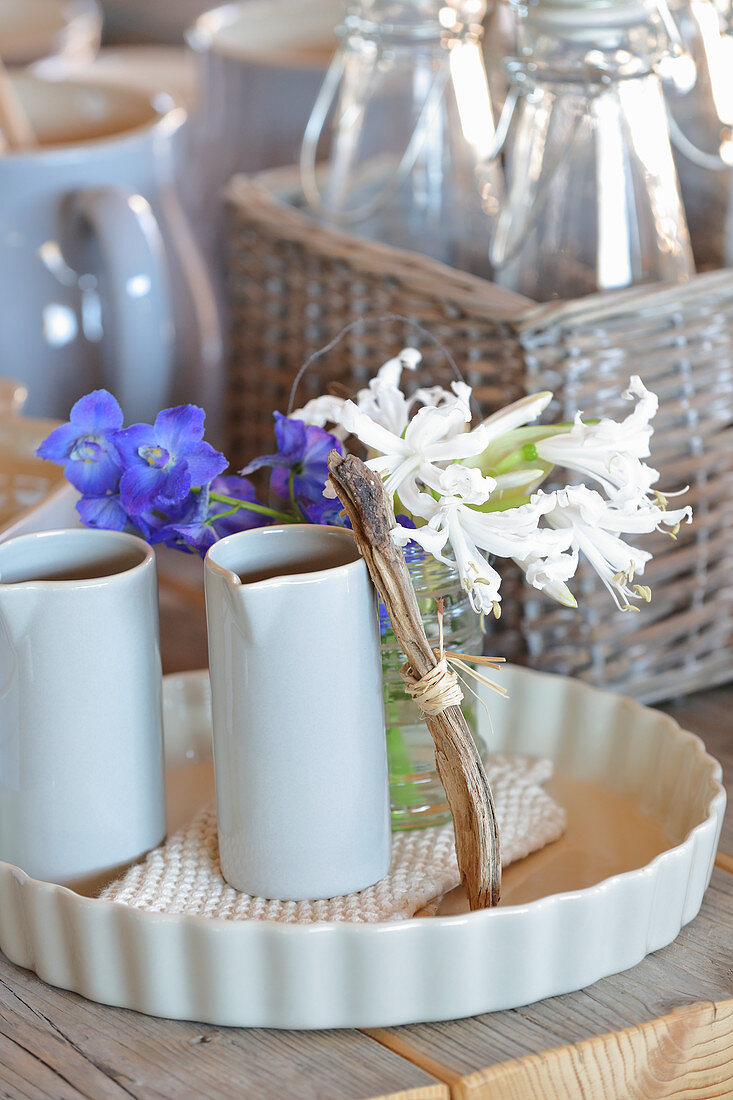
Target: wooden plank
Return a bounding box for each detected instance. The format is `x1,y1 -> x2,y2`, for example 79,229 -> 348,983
372,869 -> 733,1082
660,687 -> 733,856
454,999 -> 733,1100
0,954 -> 447,1100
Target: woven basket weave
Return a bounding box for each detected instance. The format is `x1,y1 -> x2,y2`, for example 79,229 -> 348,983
224,168 -> 733,704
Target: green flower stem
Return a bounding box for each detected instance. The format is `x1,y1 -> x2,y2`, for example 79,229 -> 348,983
206,505 -> 242,524
493,443 -> 539,476
288,471 -> 307,522
204,489 -> 297,524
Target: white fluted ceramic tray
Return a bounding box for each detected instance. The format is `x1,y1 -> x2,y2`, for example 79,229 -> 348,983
0,666 -> 724,1029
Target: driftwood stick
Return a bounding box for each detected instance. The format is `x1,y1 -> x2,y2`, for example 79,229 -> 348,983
327,450 -> 501,909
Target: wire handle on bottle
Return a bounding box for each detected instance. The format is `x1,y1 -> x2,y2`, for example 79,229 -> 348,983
300,44 -> 451,225
655,0 -> 733,171
667,110 -> 733,170
488,59 -> 585,273
286,314 -> 474,417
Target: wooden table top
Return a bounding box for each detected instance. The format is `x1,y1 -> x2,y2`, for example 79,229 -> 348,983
1,562 -> 731,1100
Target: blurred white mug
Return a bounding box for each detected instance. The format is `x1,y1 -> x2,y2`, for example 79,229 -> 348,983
0,74 -> 221,423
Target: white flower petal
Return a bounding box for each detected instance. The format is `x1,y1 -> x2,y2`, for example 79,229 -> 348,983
291,394 -> 346,427
479,391 -> 553,441
341,400 -> 409,457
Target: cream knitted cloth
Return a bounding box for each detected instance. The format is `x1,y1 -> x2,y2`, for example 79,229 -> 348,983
102,754 -> 565,924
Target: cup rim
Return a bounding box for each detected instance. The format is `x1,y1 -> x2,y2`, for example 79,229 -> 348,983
186,0 -> 337,69
205,524 -> 365,589
0,527 -> 155,587
2,75 -> 186,160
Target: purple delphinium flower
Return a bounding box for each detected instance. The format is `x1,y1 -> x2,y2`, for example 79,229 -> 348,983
114,405 -> 227,519
151,475 -> 270,556
150,489 -> 217,556
301,495 -> 351,527
208,475 -> 268,539
241,413 -> 343,513
36,390 -> 123,495
76,494 -> 129,532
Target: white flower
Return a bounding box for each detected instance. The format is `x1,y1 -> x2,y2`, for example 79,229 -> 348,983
535,376 -> 660,504
519,547 -> 579,609
341,393 -> 489,519
292,348 -> 470,441
352,350 -> 420,436
370,347 -> 422,389
433,463 -> 497,504
542,484 -> 692,611
393,466 -> 574,615
290,393 -> 347,429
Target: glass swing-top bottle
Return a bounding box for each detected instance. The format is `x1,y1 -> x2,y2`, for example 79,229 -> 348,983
300,0 -> 505,278
491,0 -> 696,300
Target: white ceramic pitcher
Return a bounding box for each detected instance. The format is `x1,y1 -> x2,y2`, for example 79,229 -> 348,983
204,525 -> 391,900
0,528 -> 166,885
0,74 -> 221,424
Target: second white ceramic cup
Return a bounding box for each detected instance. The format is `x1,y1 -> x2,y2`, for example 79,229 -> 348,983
205,525 -> 391,901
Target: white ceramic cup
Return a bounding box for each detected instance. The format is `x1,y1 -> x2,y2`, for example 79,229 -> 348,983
0,74 -> 221,424
0,0 -> 101,68
0,528 -> 166,884
204,524 -> 391,900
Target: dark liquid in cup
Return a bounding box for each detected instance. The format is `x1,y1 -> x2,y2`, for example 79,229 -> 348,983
236,547 -> 357,585
2,552 -> 144,584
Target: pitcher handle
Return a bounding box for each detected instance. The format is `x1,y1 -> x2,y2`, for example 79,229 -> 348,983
62,186 -> 175,422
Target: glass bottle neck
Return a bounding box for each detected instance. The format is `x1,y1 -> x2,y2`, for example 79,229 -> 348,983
512,6 -> 667,83
341,0 -> 487,44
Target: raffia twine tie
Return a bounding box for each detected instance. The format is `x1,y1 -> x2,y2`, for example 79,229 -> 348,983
401,654 -> 464,716
400,599 -> 507,718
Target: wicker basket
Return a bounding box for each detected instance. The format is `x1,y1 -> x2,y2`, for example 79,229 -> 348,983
224,168 -> 733,704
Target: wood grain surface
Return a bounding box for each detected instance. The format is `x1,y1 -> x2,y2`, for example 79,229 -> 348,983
0,959 -> 446,1100
452,1000 -> 733,1100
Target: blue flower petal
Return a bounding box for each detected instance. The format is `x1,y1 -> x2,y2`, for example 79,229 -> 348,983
120,464 -> 167,515
239,451 -> 290,476
302,424 -> 342,467
151,486 -> 218,555
273,413 -> 306,463
156,461 -> 192,506
113,423 -> 157,468
155,405 -> 206,453
182,440 -> 228,486
301,497 -> 351,527
211,474 -> 258,501
210,475 -> 269,536
64,449 -> 122,496
77,494 -> 128,531
270,466 -> 291,502
69,390 -> 124,433
36,422 -> 85,464
292,467 -> 330,505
